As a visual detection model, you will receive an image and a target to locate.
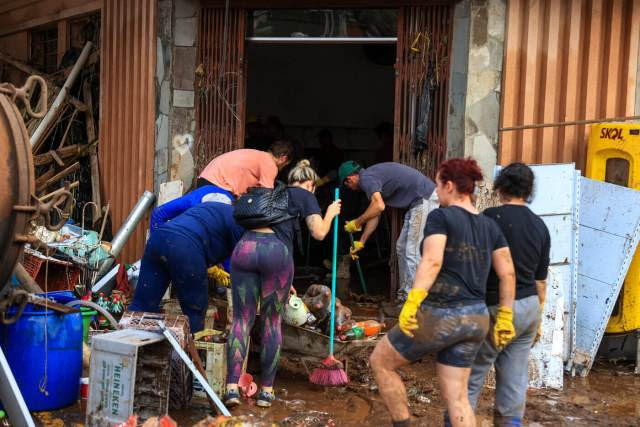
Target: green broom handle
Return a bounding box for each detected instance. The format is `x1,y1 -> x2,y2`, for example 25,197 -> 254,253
329,187 -> 339,355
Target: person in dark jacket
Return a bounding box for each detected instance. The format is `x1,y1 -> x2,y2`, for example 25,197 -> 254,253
128,202 -> 244,333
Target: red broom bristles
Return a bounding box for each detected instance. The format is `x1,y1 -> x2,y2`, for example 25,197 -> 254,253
309,355 -> 349,386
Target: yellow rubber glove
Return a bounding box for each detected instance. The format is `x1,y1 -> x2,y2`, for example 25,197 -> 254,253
207,265 -> 230,287
398,289 -> 428,337
349,240 -> 364,260
493,306 -> 516,349
533,300 -> 545,345
344,220 -> 362,234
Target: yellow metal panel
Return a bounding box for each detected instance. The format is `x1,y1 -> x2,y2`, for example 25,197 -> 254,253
586,123 -> 640,333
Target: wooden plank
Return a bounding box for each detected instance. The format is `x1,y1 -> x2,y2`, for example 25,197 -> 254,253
57,20 -> 69,68
33,144 -> 81,166
0,51 -> 87,112
0,0 -> 38,15
35,168 -> 54,188
57,107 -> 78,149
38,161 -> 80,192
39,181 -> 79,201
83,79 -> 102,223
0,0 -> 101,37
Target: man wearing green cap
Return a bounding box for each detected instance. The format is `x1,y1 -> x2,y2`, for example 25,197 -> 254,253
339,161 -> 437,302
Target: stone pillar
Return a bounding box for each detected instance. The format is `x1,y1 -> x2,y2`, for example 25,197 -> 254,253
153,0 -> 199,195
170,0 -> 198,190
464,0 -> 506,178
154,0 -> 173,195
446,0 -> 471,160
447,0 -> 506,180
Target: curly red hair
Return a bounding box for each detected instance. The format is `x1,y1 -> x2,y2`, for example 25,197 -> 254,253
437,157 -> 483,195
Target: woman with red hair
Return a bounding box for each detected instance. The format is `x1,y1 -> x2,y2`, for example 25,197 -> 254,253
370,158 -> 516,427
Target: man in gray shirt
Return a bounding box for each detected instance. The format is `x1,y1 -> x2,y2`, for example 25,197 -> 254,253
339,161 -> 437,302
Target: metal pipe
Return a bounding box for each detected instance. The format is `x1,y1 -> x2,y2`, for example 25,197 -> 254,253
30,42 -> 93,147
95,191 -> 155,279
500,115 -> 640,132
245,37 -> 397,44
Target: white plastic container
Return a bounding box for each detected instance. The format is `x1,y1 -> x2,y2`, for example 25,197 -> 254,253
86,329 -> 171,426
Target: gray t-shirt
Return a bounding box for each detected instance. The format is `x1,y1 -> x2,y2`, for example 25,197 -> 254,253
358,162 -> 435,208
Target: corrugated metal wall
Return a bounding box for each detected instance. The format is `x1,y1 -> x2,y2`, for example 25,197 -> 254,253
499,0 -> 640,169
100,0 -> 156,262
195,8 -> 246,173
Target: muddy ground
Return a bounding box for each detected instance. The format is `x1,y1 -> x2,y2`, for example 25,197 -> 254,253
37,356 -> 639,426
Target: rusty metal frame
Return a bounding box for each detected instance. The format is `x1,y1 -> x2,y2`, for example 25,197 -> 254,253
390,4 -> 453,300
195,7 -> 247,173
196,4 -> 454,301
0,93 -> 34,291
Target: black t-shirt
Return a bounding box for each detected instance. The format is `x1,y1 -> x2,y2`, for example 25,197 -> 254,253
423,206 -> 508,306
272,187 -> 322,255
484,205 -> 551,306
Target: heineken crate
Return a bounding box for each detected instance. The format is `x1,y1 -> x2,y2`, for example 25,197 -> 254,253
192,332 -> 226,400
86,329 -> 171,426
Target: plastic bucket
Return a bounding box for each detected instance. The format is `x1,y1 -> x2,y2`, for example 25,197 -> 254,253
80,308 -> 96,343
0,294 -> 83,411
40,291 -> 95,343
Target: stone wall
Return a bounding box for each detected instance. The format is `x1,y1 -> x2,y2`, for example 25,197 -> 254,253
463,0 -> 506,179
446,0 -> 506,180
155,0 -> 172,195
154,0 -> 199,195
446,0 -> 470,160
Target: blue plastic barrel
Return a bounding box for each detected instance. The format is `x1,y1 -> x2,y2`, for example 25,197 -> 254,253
0,294 -> 83,411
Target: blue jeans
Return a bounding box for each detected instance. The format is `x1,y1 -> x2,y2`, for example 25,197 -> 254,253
468,295 -> 541,425
128,229 -> 208,332
396,194 -> 439,301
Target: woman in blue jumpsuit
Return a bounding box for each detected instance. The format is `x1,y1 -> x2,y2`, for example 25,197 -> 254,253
149,185 -> 234,231
128,202 -> 244,332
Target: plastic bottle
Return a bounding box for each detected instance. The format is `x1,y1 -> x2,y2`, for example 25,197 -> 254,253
0,410 -> 9,427
337,320 -> 384,336
361,320 -> 384,336
336,319 -> 356,332
339,326 -> 364,341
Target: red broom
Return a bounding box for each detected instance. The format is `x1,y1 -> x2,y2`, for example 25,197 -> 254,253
310,188 -> 349,386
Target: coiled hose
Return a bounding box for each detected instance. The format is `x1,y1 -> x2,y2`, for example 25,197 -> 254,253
65,299 -> 119,329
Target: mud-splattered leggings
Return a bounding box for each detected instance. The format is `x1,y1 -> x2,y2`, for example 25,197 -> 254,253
226,231 -> 294,387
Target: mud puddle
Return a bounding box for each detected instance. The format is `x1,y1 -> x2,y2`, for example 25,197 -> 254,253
34,358 -> 639,426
